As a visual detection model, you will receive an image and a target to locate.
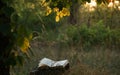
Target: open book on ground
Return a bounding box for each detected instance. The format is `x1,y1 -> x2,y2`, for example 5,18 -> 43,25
30,58 -> 70,75
38,58 -> 69,68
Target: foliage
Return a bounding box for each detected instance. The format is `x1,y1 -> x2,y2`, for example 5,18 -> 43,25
57,20 -> 120,51
0,0 -> 33,68
46,0 -> 71,10
0,1 -> 71,75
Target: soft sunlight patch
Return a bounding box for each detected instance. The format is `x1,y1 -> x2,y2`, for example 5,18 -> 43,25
46,6 -> 52,16
108,2 -> 114,7
114,0 -> 119,6
55,16 -> 60,22
55,8 -> 70,22
108,0 -> 120,8
118,6 -> 120,10
89,0 -> 97,7
20,38 -> 30,53
84,0 -> 97,12
83,0 -> 120,11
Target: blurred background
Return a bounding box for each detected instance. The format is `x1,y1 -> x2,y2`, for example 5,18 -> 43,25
10,0 -> 120,75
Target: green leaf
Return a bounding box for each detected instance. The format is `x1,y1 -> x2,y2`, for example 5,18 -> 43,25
17,56 -> 24,66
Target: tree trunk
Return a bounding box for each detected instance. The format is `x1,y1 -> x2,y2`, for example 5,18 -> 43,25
68,1 -> 79,25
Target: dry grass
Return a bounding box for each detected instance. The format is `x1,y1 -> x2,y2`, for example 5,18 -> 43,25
11,40 -> 120,75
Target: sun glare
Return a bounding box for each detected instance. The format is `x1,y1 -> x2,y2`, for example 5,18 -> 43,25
83,0 -> 120,11
90,0 -> 97,7
108,0 -> 120,8
114,0 -> 119,6
84,0 -> 97,12
108,2 -> 114,7
118,6 -> 120,10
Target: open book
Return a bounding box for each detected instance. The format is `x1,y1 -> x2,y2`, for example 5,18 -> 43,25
38,58 -> 69,68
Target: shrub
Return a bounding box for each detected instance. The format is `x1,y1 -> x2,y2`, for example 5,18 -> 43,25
58,21 -> 120,51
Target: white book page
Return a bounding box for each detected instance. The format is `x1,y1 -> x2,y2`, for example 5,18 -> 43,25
38,58 -> 55,67
38,58 -> 69,67
53,60 -> 69,67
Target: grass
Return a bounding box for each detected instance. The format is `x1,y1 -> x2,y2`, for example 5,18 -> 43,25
11,40 -> 120,75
